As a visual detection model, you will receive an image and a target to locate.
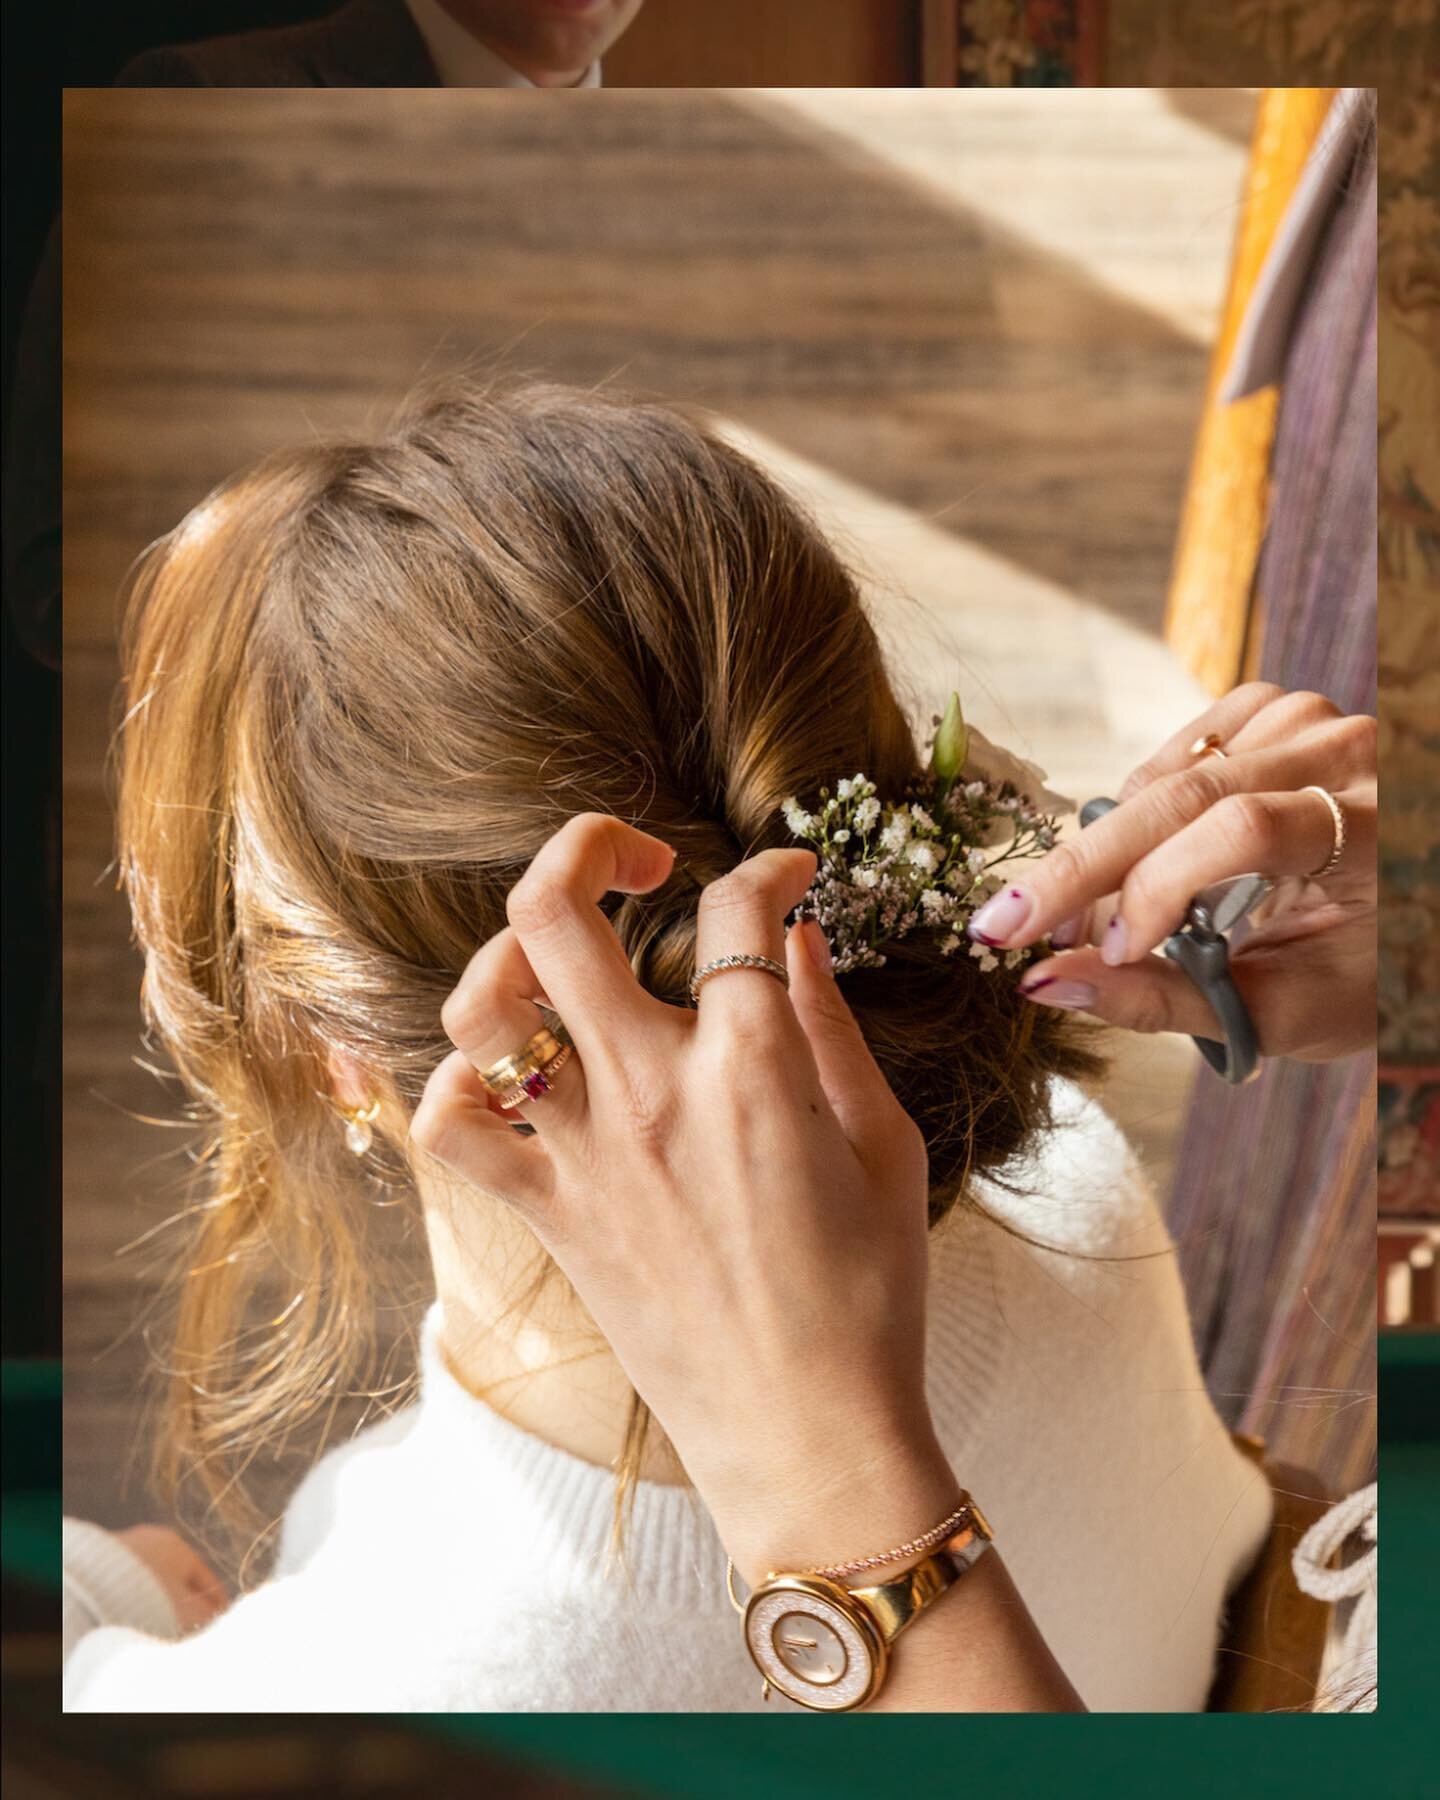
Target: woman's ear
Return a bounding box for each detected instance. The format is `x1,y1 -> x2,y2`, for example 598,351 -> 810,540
326,1046 -> 374,1111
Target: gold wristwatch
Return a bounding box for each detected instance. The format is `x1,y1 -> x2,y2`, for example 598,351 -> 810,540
735,1499 -> 993,1712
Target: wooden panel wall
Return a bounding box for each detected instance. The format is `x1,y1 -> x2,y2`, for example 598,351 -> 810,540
605,0 -> 919,87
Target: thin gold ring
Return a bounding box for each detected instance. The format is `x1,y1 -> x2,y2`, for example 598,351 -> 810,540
690,953 -> 790,1006
476,1025 -> 565,1097
1301,785 -> 1347,879
1190,733 -> 1229,761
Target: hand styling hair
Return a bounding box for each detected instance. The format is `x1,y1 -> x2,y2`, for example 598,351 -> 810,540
116,379 -> 1100,1556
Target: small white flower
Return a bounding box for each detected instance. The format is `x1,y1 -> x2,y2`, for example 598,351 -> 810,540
832,828 -> 851,844
919,888 -> 948,920
781,797 -> 814,834
969,941 -> 999,972
854,796 -> 880,832
909,804 -> 936,833
1004,946 -> 1028,970
905,841 -> 940,873
967,848 -> 988,873
837,776 -> 857,800
853,867 -> 880,890
941,933 -> 963,956
880,809 -> 911,854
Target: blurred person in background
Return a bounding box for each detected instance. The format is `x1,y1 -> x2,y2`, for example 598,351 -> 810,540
115,0 -> 647,88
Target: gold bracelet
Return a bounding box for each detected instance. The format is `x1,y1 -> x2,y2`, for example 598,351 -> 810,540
725,1494 -> 988,1612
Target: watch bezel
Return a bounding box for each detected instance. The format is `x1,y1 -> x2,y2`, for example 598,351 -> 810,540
742,1573 -> 889,1711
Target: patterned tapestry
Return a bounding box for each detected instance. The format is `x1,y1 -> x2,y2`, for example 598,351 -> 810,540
922,1 -> 1106,86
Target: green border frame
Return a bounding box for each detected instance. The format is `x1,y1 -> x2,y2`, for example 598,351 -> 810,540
10,1334 -> 1429,1791
429,1335 -> 1428,1795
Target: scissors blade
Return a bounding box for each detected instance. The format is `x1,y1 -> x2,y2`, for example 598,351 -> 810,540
1192,873 -> 1274,936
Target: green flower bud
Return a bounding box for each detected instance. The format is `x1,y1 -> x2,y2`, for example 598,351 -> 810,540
929,691 -> 968,800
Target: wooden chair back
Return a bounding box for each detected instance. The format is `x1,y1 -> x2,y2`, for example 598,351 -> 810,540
1206,1435 -> 1333,1712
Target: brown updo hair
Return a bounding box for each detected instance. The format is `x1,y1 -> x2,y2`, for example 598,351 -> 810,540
116,379 -> 1098,1553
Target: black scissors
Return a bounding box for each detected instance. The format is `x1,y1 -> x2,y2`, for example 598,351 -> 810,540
1078,797 -> 1266,1084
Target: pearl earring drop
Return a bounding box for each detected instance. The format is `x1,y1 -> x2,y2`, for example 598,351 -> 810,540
339,1098 -> 381,1156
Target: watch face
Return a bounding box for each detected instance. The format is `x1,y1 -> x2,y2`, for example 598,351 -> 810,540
743,1578 -> 884,1711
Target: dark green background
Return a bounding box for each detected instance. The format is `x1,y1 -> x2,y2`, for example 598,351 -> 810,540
12,1332 -> 1428,1794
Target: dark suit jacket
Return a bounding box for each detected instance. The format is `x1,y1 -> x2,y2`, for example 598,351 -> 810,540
116,0 -> 439,86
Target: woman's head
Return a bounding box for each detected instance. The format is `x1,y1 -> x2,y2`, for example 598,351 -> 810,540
117,379 -> 1096,1543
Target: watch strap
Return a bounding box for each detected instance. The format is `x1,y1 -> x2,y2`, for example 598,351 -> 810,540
849,1513 -> 992,1643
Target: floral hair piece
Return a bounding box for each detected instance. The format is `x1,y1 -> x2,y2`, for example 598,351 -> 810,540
779,693 -> 1070,976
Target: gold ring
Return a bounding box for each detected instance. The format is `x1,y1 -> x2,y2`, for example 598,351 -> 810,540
476,1025 -> 565,1097
1301,785 -> 1347,879
494,1043 -> 573,1108
1190,733 -> 1229,761
690,953 -> 790,1005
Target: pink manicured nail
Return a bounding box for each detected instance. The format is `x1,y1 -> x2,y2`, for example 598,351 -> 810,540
800,919 -> 834,974
1019,976 -> 1098,1010
967,885 -> 1034,947
1049,914 -> 1083,949
1101,914 -> 1129,967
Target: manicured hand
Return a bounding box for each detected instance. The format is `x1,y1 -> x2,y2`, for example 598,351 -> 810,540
411,815 -> 957,1582
965,683 -> 1376,1062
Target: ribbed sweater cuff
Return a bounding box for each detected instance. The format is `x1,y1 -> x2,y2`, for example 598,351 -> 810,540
62,1518 -> 183,1647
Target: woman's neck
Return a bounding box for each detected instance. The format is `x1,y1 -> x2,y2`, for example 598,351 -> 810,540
420,1171 -> 686,1484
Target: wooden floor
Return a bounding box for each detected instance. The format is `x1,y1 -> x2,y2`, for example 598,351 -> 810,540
62,87 -> 1251,1543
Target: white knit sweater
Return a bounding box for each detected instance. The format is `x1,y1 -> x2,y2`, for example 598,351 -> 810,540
63,1080 -> 1272,1713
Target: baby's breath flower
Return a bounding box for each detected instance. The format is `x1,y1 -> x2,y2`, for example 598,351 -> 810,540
775,708 -> 1060,979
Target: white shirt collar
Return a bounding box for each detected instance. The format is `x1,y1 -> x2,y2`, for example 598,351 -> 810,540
404,0 -> 602,88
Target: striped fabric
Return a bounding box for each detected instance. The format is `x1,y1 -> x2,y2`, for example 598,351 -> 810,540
1165,120 -> 1377,1501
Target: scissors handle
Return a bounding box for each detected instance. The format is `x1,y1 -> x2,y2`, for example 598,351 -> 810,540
1078,797 -> 1259,1084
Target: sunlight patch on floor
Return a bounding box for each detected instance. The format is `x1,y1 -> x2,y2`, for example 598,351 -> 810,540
733,88 -> 1251,346
716,415 -> 1211,807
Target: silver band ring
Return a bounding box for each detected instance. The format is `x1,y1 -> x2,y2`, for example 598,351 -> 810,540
1301,785 -> 1347,880
690,953 -> 790,1006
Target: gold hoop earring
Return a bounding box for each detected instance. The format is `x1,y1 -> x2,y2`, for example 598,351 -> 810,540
339,1098 -> 381,1156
